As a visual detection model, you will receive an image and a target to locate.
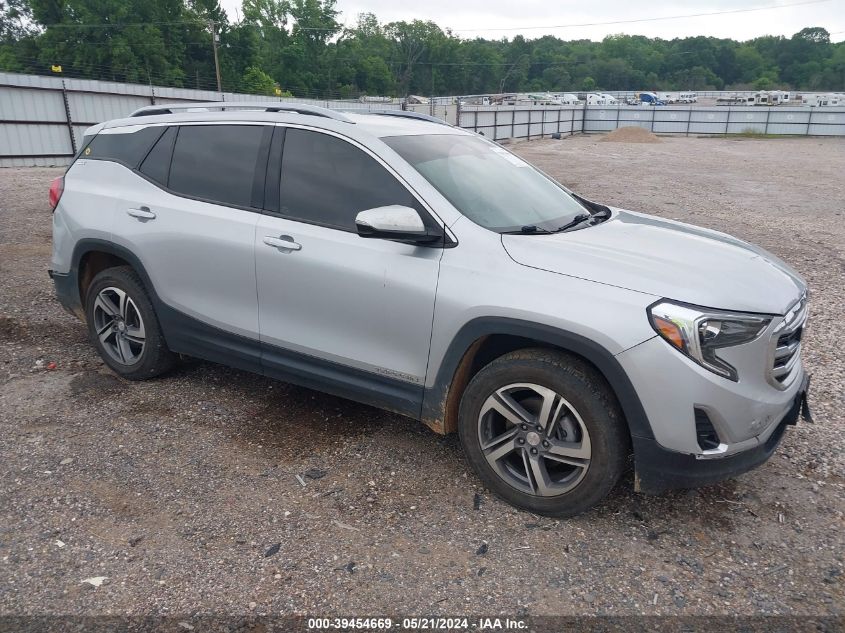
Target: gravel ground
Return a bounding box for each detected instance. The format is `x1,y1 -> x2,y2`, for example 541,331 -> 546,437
1,136 -> 843,620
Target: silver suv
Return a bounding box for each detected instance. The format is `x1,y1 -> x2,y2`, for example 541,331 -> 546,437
49,102 -> 810,517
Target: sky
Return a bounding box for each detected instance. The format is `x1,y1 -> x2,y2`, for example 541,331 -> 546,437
219,0 -> 845,43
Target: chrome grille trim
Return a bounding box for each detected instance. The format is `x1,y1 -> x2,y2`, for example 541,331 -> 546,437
766,292 -> 807,390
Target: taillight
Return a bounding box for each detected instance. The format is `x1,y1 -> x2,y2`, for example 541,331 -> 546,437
49,176 -> 64,211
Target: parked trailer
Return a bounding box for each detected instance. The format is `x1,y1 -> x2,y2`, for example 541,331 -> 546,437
582,92 -> 617,105
637,92 -> 665,106
554,93 -> 582,105
753,90 -> 790,106
801,92 -> 844,107
717,94 -> 755,106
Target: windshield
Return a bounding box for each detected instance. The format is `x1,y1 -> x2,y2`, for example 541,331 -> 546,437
383,133 -> 588,233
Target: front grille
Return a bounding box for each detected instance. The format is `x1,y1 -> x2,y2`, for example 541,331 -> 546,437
767,293 -> 807,390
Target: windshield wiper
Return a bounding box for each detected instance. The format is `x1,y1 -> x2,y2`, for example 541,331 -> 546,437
555,213 -> 592,232
501,225 -> 553,235
555,206 -> 613,233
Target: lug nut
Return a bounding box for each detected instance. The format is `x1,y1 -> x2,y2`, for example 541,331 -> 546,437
517,438 -> 525,445
536,425 -> 543,431
520,424 -> 528,431
530,448 -> 538,455
542,440 -> 550,448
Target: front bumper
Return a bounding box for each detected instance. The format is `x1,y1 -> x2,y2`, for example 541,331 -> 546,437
633,374 -> 809,494
617,334 -> 806,455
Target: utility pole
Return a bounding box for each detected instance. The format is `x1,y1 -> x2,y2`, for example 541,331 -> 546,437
430,65 -> 435,116
209,19 -> 222,92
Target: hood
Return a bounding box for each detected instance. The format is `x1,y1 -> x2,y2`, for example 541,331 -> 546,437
502,209 -> 805,315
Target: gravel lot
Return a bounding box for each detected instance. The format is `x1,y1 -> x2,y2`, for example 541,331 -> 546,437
1,135 -> 843,620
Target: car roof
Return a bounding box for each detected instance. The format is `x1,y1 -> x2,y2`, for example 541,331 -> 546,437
345,111 -> 466,137
96,105 -> 469,141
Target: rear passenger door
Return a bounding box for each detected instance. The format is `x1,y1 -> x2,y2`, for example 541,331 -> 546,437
110,123 -> 271,369
254,127 -> 444,414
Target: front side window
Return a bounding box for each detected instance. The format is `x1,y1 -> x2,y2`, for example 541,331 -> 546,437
279,128 -> 423,232
168,125 -> 265,208
383,134 -> 587,233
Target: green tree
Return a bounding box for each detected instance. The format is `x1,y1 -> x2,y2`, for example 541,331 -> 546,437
241,65 -> 276,93
2,10 -> 843,97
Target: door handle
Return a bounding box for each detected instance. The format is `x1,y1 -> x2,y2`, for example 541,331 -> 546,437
263,235 -> 302,251
127,206 -> 156,220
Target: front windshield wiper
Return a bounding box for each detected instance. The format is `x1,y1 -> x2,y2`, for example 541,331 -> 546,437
554,206 -> 613,233
501,225 -> 553,235
555,213 -> 592,232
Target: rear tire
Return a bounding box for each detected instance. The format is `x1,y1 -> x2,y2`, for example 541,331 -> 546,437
85,266 -> 174,380
458,348 -> 628,517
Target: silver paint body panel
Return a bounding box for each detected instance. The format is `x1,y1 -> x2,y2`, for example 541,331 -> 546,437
52,109 -> 807,459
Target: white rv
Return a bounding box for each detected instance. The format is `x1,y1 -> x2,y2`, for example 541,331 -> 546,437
556,93 -> 582,105
753,90 -> 788,106
801,93 -> 843,107
585,93 -> 613,105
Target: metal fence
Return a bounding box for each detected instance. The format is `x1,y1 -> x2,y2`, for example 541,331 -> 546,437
0,72 -> 401,167
458,104 -> 845,142
457,105 -> 584,141
3,71 -> 845,167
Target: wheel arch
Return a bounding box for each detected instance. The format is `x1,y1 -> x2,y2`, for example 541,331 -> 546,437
421,317 -> 654,442
69,239 -> 160,319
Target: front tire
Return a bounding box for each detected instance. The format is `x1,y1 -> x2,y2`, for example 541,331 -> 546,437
458,348 -> 629,517
85,266 -> 174,380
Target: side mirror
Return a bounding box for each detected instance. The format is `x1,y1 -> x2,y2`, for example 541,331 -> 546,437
355,205 -> 441,244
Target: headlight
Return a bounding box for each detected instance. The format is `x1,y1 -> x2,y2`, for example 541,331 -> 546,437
648,301 -> 771,381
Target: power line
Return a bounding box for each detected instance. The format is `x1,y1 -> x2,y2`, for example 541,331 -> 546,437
38,19 -> 211,29
453,0 -> 833,32
33,0 -> 832,34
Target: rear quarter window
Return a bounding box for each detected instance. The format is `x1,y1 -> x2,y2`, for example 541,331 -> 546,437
139,126 -> 177,187
83,126 -> 165,168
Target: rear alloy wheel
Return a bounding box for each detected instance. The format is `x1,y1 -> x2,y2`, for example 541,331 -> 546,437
92,287 -> 146,366
459,348 -> 628,517
85,266 -> 174,380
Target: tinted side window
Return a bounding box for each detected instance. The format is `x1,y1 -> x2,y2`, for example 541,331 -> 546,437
279,129 -> 422,231
84,126 -> 164,168
169,125 -> 265,208
139,126 -> 176,186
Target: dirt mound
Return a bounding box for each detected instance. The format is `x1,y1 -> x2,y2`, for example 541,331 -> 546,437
600,126 -> 661,143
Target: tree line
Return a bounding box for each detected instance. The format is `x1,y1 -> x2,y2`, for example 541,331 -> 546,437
1,0 -> 843,98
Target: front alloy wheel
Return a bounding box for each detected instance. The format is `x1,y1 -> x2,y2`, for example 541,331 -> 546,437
458,349 -> 628,517
479,383 -> 591,497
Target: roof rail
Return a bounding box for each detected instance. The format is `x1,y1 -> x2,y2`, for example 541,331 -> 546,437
370,110 -> 449,125
128,101 -> 354,123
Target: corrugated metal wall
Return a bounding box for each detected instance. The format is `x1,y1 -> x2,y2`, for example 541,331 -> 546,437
3,71 -> 845,166
459,104 -> 845,142
0,72 -> 402,167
